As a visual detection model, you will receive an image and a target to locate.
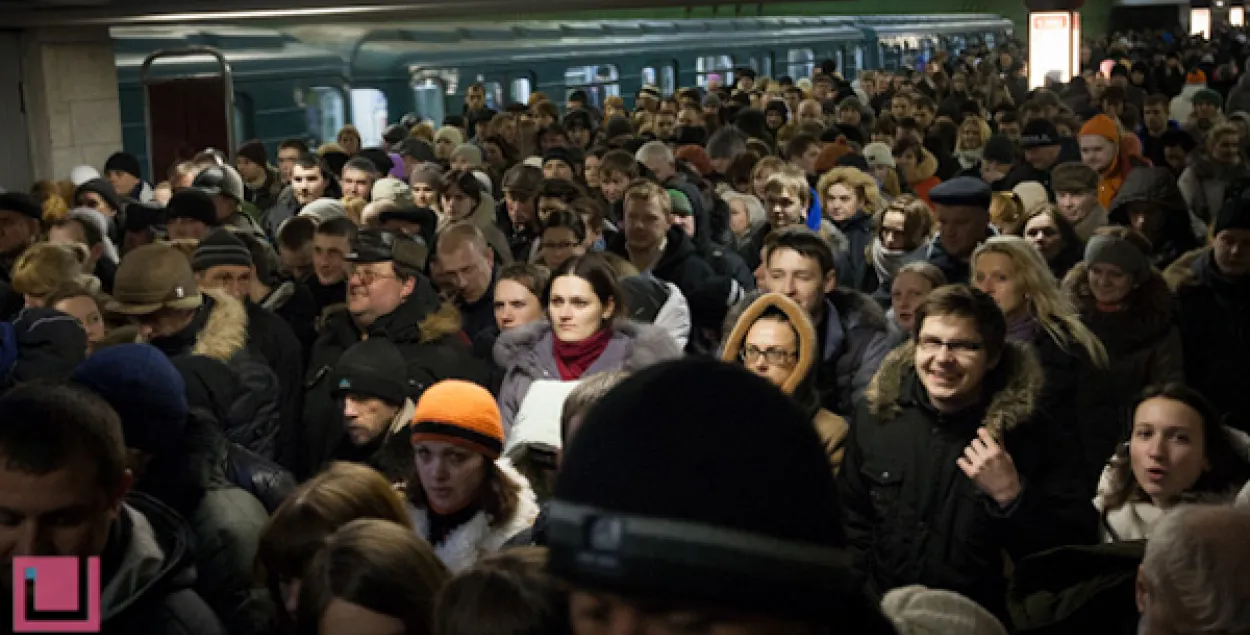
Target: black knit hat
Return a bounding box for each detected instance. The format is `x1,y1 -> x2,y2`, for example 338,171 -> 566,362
236,140 -> 268,167
330,337 -> 410,405
1214,194 -> 1250,237
543,146 -> 583,169
166,188 -> 219,227
0,192 -> 42,220
192,229 -> 252,272
74,178 -> 123,214
982,134 -> 1018,165
549,358 -> 856,621
104,152 -> 142,179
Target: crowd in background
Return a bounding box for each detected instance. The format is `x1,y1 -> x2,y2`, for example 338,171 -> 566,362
3,22 -> 1250,635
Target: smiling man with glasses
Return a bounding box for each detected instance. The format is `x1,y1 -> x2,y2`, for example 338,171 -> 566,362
839,284 -> 1097,621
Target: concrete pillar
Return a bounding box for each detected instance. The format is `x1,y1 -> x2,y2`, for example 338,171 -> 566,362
19,26 -> 123,184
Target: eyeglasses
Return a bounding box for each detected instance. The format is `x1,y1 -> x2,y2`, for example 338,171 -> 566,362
348,266 -> 398,286
917,336 -> 984,358
740,345 -> 797,366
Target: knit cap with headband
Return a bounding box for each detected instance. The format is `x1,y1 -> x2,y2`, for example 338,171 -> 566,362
410,380 -> 504,460
1084,232 -> 1151,284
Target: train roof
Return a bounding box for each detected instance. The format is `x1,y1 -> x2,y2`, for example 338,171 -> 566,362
112,25 -> 347,83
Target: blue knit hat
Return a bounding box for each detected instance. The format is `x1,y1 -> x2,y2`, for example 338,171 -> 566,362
72,343 -> 188,454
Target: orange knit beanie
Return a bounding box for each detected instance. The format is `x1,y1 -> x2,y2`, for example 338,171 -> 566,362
1079,114 -> 1120,144
410,380 -> 504,459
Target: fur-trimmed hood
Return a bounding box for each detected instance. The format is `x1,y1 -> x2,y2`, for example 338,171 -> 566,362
1062,261 -> 1176,352
1163,247 -> 1211,291
493,319 -> 681,375
866,339 -> 1045,439
191,288 -> 248,363
906,148 -> 940,185
720,293 -> 818,396
407,458 -> 540,573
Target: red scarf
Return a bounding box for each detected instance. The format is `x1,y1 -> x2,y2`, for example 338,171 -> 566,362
553,327 -> 613,381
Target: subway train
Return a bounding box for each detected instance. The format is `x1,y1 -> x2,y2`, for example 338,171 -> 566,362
111,14 -> 1013,180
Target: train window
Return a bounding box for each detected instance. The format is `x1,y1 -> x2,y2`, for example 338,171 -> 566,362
747,55 -> 773,79
306,87 -> 345,148
641,64 -> 677,96
565,64 -> 620,108
412,78 -> 446,127
696,55 -> 734,90
350,88 -> 389,147
479,80 -> 504,110
233,92 -> 254,148
787,49 -> 814,79
511,77 -> 532,106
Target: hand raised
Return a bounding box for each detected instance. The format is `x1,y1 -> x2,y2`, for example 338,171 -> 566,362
956,427 -> 1022,509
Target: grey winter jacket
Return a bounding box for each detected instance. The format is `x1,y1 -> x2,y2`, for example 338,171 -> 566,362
493,320 -> 683,435
815,288 -> 905,416
1178,152 -> 1249,225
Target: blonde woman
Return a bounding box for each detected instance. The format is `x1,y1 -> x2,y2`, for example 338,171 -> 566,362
817,167 -> 884,293
972,235 -> 1113,493
11,242 -> 95,308
954,115 -> 992,171
750,156 -> 787,201
336,125 -> 362,156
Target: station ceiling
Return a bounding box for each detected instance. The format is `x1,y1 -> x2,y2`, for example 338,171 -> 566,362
1,0 -> 810,27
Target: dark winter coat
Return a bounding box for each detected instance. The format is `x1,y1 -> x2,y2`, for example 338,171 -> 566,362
150,290 -> 282,460
999,139 -> 1082,195
1167,248 -> 1250,433
1107,167 -> 1201,270
607,226 -> 745,337
840,340 -> 1099,619
96,493 -> 227,635
1063,263 -> 1185,472
494,319 -> 682,435
244,300 -> 304,472
834,210 -> 879,295
1007,541 -> 1143,635
814,289 -> 902,416
301,278 -> 491,477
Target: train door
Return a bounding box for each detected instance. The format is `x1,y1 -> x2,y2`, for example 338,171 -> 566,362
412,73 -> 448,127
641,60 -> 678,96
141,47 -> 236,182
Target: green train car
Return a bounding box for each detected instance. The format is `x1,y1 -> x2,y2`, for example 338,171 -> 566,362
113,14 -> 1011,179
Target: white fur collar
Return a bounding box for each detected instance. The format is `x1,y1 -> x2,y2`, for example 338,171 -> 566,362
407,459 -> 539,573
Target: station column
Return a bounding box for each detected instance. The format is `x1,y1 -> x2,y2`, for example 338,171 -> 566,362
15,27 -> 123,186
1024,0 -> 1085,89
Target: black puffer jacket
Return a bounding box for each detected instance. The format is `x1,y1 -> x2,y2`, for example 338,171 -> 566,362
99,492 -> 227,635
301,277 -> 491,477
1107,167 -> 1201,270
150,290 -> 281,459
834,210 -> 878,295
840,340 -> 1098,619
1167,248 -> 1250,433
243,300 -> 304,471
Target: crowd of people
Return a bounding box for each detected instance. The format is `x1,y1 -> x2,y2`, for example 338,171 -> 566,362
3,23 -> 1250,635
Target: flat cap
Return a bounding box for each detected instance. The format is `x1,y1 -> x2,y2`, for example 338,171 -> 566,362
929,177 -> 993,209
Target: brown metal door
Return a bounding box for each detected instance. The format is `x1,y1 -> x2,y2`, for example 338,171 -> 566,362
146,76 -> 229,180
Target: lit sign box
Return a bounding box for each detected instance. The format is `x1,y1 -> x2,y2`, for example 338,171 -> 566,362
1192,8 -> 1212,37
1233,6 -> 1245,26
1028,11 -> 1080,89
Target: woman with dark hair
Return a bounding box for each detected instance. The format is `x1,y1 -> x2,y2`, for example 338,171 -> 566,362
893,137 -> 941,205
440,168 -> 513,264
434,547 -> 572,635
1016,205 -> 1085,280
296,519 -> 450,635
536,210 -> 587,270
494,253 -> 682,433
1095,384 -> 1250,541
257,462 -> 414,631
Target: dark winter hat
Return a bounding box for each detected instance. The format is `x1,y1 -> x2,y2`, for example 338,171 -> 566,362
563,109 -> 595,132
1051,162 -> 1100,194
236,140 -> 268,167
192,229 -> 252,272
330,337 -> 410,406
764,99 -> 789,117
0,192 -> 42,221
74,178 -> 124,214
982,135 -> 1018,164
123,202 -> 166,233
104,152 -> 142,179
347,228 -> 425,273
543,146 -> 583,170
836,152 -> 871,172
1085,232 -> 1151,284
72,343 -> 188,455
1018,119 -> 1060,149
605,116 -> 634,140
357,148 -> 394,176
8,307 -> 88,385
1213,195 -> 1250,236
549,358 -> 855,621
382,124 -> 409,146
1193,88 -> 1223,109
165,188 -> 219,227
397,137 -> 437,163
929,176 -> 993,209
